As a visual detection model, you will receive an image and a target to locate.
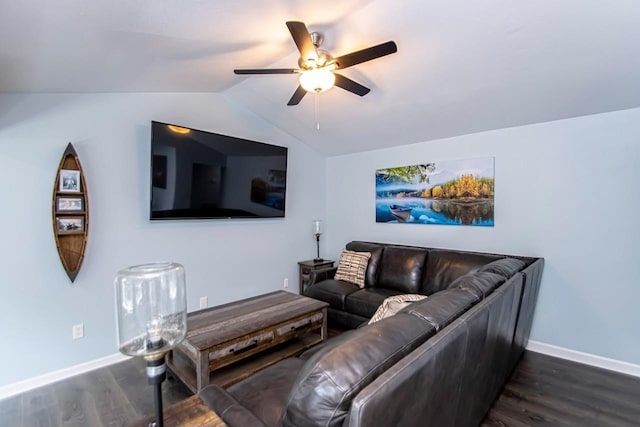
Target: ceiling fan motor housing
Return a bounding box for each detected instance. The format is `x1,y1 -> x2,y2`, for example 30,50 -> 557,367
299,48 -> 334,70
310,32 -> 324,48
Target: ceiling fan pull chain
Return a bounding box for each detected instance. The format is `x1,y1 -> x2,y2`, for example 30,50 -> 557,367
315,91 -> 320,130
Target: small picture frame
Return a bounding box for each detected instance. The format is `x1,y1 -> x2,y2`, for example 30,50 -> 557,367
56,196 -> 84,212
56,217 -> 84,234
59,169 -> 81,192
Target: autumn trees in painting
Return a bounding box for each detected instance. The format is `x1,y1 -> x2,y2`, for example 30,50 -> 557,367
422,174 -> 494,201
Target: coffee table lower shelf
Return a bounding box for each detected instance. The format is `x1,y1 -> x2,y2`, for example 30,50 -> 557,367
168,334 -> 320,391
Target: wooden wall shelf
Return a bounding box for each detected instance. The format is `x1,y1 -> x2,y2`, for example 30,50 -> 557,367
52,143 -> 89,282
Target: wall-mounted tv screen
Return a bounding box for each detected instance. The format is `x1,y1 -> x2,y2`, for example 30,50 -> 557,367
150,121 -> 288,220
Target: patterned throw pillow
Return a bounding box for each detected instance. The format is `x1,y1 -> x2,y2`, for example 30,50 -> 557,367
334,250 -> 371,288
368,294 -> 428,324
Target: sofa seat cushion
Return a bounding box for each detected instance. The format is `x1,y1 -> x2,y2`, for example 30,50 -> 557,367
450,271 -> 506,300
282,313 -> 437,427
401,288 -> 479,331
304,279 -> 360,310
376,246 -> 428,294
327,307 -> 369,330
423,250 -> 501,295
478,257 -> 526,278
226,357 -> 306,427
199,385 -> 268,427
344,287 -> 405,318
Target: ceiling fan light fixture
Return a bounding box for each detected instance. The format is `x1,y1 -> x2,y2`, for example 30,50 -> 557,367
299,68 -> 335,93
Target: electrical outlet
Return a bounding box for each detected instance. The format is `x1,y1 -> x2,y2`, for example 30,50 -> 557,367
72,323 -> 84,340
199,296 -> 208,309
283,278 -> 289,289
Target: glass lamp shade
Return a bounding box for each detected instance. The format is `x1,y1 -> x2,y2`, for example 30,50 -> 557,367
299,69 -> 335,93
313,219 -> 322,235
115,262 -> 187,361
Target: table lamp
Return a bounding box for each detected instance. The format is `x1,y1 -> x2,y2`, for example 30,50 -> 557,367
115,262 -> 187,427
313,220 -> 323,263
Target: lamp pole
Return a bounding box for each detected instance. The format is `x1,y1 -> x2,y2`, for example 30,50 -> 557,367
146,356 -> 166,427
314,232 -> 323,262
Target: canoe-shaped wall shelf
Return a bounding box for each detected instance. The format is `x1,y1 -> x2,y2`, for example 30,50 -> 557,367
52,143 -> 89,282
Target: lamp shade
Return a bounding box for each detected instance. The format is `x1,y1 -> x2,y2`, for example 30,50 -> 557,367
313,219 -> 322,235
299,69 -> 335,93
115,262 -> 187,360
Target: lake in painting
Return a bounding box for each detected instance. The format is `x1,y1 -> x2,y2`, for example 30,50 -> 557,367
376,157 -> 495,226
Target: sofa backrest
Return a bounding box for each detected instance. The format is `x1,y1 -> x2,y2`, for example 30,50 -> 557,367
478,257 -> 527,279
449,271 -> 507,300
343,242 -> 522,297
400,287 -> 479,331
423,250 -> 501,295
282,312 -> 437,427
376,245 -> 428,293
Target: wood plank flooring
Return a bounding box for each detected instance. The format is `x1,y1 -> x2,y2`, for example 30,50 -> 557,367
0,358 -> 191,427
1,351 -> 638,427
482,352 -> 640,427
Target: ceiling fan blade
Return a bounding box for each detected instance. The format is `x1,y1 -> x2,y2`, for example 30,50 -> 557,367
286,21 -> 318,61
287,85 -> 307,106
234,68 -> 298,75
334,73 -> 371,96
334,41 -> 398,70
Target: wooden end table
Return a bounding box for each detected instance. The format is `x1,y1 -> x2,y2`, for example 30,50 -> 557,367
167,291 -> 328,393
128,395 -> 226,427
298,259 -> 335,294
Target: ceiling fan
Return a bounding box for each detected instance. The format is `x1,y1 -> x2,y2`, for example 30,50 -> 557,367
234,21 -> 397,106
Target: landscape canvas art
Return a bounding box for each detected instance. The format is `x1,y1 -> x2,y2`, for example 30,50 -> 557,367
376,157 -> 495,226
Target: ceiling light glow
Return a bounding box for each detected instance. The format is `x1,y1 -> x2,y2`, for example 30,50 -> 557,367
299,69 -> 335,93
167,125 -> 191,134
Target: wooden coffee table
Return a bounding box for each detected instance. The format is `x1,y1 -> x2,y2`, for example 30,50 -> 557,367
167,291 -> 328,393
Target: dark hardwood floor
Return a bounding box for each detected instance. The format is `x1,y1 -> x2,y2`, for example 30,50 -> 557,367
481,352 -> 640,427
1,351 -> 638,427
0,358 -> 192,427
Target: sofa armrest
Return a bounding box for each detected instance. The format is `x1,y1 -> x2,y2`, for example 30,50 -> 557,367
308,266 -> 338,286
199,385 -> 268,427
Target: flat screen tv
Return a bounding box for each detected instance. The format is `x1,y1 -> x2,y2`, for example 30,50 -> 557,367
150,121 -> 288,220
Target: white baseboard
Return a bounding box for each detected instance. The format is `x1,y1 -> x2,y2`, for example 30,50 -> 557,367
527,340 -> 640,378
0,353 -> 130,400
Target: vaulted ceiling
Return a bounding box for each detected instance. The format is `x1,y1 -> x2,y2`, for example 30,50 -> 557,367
2,0 -> 639,155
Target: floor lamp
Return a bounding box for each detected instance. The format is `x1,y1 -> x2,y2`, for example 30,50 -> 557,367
115,262 -> 188,427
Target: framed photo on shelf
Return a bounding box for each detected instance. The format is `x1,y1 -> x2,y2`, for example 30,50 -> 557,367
56,196 -> 84,212
56,217 -> 84,234
59,169 -> 81,192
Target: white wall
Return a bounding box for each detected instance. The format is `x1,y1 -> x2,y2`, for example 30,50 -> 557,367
0,93 -> 325,387
325,108 -> 640,366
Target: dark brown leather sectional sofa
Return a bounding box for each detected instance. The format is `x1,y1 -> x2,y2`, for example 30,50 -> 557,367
200,241 -> 544,427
